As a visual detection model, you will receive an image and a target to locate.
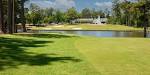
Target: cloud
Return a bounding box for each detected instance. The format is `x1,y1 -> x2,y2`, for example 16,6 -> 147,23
54,0 -> 75,10
25,0 -> 75,10
95,2 -> 113,10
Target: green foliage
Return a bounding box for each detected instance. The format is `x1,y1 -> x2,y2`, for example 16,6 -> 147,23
81,8 -> 92,18
25,3 -> 43,25
65,7 -> 78,23
24,3 -> 108,25
110,0 -> 150,27
53,10 -> 65,23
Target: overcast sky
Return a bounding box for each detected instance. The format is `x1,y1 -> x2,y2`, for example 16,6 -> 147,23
25,0 -> 113,11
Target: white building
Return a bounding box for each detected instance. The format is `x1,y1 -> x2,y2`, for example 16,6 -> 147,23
93,16 -> 107,24
75,16 -> 107,24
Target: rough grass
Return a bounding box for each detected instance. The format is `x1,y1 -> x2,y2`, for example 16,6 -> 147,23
31,24 -> 143,31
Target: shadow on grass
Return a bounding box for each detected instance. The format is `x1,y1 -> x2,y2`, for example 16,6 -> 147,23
0,34 -> 81,71
14,33 -> 77,38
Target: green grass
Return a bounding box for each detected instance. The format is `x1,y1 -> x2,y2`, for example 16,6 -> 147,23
0,33 -> 150,75
75,37 -> 150,75
0,34 -> 100,75
30,24 -> 143,31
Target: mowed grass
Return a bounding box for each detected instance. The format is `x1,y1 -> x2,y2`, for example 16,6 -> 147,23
75,37 -> 150,75
0,34 -> 100,75
0,33 -> 150,75
31,24 -> 143,31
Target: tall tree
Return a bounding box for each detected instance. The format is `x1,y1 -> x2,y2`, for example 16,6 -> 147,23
12,0 -> 16,33
27,3 -> 42,25
7,0 -> 13,34
53,10 -> 65,24
81,8 -> 92,18
2,0 -> 8,33
0,0 -> 4,33
138,0 -> 150,37
20,0 -> 27,32
112,0 -> 122,24
110,0 -> 150,37
66,7 -> 78,24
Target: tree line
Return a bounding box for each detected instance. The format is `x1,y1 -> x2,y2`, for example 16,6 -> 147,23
108,0 -> 150,27
0,0 -> 107,34
25,3 -> 107,25
1,0 -> 150,34
0,0 -> 27,34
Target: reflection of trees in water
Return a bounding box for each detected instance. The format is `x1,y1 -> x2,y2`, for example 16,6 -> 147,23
113,31 -> 121,37
64,31 -> 77,34
29,30 -> 150,37
128,32 -> 143,37
63,31 -> 149,37
112,31 -> 145,37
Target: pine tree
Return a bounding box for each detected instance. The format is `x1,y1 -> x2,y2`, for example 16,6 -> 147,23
0,0 -> 4,33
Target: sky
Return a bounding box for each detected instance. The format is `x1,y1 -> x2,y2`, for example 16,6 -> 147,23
25,0 -> 113,11
25,0 -> 136,11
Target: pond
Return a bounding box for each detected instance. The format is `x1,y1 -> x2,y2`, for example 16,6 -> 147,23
28,30 -> 150,38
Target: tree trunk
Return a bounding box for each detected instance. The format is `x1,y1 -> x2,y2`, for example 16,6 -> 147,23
143,5 -> 148,38
21,0 -> 26,32
0,0 -> 4,33
12,0 -> 16,33
7,0 -> 13,34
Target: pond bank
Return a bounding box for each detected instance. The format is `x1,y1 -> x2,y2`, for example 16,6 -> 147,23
29,24 -> 144,31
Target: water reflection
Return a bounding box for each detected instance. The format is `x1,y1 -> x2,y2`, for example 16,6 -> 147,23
28,30 -> 150,38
